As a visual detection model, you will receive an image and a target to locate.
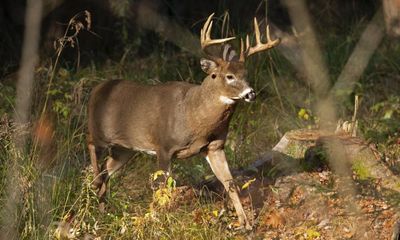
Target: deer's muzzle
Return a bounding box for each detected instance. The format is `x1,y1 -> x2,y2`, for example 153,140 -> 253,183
240,88 -> 256,102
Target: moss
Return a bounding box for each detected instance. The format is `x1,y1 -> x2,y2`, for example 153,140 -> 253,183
352,159 -> 372,180
285,143 -> 307,159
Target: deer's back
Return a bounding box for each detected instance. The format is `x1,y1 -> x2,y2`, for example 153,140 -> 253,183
88,79 -> 195,151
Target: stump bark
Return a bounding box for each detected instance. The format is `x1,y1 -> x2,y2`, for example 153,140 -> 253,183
201,128 -> 400,198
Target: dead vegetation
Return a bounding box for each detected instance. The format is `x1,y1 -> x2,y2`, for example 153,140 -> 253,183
0,1 -> 399,239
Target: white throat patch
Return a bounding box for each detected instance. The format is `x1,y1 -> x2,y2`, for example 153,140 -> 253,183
219,96 -> 235,105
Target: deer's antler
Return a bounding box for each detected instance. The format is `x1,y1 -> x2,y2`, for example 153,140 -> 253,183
239,18 -> 280,62
201,13 -> 235,59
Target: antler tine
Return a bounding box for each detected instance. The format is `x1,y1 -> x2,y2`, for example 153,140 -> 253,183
245,17 -> 280,58
200,13 -> 213,48
254,18 -> 261,45
239,34 -> 251,62
246,34 -> 250,52
201,13 -> 236,51
239,38 -> 245,62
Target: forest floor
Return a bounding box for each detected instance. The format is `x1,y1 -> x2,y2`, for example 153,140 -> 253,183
50,130 -> 399,240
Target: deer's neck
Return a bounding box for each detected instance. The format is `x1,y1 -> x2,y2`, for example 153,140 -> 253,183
185,78 -> 236,135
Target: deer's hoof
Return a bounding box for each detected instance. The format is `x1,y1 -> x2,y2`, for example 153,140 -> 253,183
245,223 -> 253,231
91,182 -> 101,190
91,175 -> 104,190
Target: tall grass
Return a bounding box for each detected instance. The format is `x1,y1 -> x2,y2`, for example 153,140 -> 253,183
0,40 -> 290,240
1,4 -> 399,239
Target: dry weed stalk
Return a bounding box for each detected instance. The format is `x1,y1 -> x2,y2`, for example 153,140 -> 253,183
1,9 -> 93,239
43,10 -> 93,115
53,10 -> 92,64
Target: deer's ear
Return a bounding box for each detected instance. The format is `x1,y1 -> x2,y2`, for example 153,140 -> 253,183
200,58 -> 218,74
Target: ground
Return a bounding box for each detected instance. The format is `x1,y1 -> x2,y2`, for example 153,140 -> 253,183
53,136 -> 399,239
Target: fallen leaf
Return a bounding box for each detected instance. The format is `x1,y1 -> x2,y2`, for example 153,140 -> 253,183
263,210 -> 286,229
241,178 -> 256,190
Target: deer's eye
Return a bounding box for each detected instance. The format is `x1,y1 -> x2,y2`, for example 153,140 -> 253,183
211,73 -> 217,79
225,74 -> 236,83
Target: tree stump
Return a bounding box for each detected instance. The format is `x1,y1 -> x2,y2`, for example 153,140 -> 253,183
249,128 -> 400,193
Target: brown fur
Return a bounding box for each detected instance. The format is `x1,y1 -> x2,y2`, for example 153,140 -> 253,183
85,12 -> 281,229
87,59 -> 253,229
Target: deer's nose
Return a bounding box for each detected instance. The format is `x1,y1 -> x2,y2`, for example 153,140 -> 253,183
243,88 -> 256,102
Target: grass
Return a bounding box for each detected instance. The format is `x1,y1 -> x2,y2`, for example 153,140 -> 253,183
0,45 -> 296,238
1,8 -> 400,239
352,159 -> 372,181
0,56 -> 257,239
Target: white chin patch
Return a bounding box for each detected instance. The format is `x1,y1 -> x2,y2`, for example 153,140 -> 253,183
219,96 -> 236,105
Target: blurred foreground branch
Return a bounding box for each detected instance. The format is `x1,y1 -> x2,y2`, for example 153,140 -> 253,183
270,6 -> 384,107
383,0 -> 400,37
0,0 -> 42,239
281,0 -> 361,224
331,8 -> 385,102
136,1 -> 201,56
282,0 -> 335,127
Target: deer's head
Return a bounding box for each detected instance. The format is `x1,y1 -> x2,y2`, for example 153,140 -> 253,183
199,13 -> 280,104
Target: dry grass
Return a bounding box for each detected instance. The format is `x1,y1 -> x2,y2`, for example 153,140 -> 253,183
0,4 -> 399,239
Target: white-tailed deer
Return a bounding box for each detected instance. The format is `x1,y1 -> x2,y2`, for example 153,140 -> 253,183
87,13 -> 279,230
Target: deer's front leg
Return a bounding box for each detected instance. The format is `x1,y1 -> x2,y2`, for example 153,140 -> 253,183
205,143 -> 251,230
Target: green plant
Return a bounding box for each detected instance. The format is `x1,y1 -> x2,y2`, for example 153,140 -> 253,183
352,159 -> 372,181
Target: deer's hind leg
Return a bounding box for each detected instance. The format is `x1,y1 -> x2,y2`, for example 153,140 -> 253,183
97,146 -> 134,203
88,143 -> 105,190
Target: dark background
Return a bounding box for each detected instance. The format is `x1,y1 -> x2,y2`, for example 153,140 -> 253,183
0,0 -> 380,77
